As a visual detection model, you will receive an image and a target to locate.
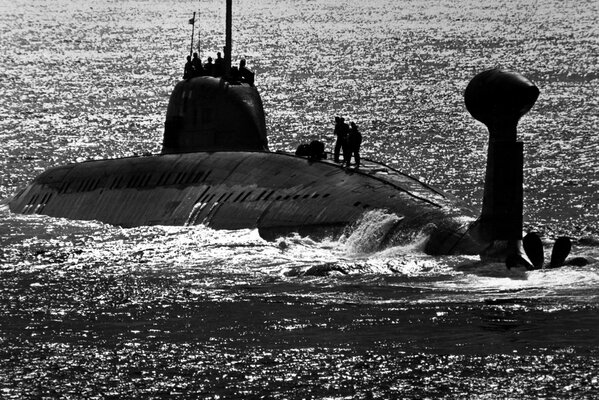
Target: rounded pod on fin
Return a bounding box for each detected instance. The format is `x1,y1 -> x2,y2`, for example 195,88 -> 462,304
523,232 -> 544,269
549,236 -> 572,268
464,69 -> 540,140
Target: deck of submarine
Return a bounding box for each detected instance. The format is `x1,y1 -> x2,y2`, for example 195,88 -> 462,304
302,152 -> 465,211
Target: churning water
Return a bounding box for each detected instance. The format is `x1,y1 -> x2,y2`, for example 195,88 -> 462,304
0,0 -> 598,398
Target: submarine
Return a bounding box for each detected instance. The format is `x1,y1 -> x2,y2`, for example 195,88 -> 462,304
9,0 -> 542,261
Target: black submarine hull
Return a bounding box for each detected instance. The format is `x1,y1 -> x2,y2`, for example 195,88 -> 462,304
6,0 -> 544,264
8,151 -> 487,255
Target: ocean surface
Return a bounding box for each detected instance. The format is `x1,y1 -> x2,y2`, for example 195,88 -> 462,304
1,0 -> 598,398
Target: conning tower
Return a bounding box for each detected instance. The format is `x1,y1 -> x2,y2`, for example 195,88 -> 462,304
161,0 -> 267,154
162,78 -> 268,153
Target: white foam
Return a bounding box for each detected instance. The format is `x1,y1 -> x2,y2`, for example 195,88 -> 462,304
341,209 -> 404,254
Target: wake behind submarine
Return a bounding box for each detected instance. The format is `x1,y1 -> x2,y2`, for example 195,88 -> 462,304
9,1 -> 552,265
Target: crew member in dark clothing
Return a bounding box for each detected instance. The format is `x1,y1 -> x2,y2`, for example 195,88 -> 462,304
308,140 -> 326,160
214,52 -> 225,76
346,122 -> 362,168
239,59 -> 255,86
341,118 -> 350,160
191,52 -> 203,76
183,55 -> 193,79
333,117 -> 347,163
204,57 -> 214,76
230,66 -> 241,81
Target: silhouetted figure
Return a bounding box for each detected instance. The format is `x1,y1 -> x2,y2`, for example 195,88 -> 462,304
308,140 -> 326,160
295,143 -> 311,157
295,141 -> 326,160
183,55 -> 193,79
346,122 -> 362,167
341,118 -> 350,161
239,59 -> 255,86
204,57 -> 214,76
191,52 -> 203,77
214,52 -> 225,76
229,66 -> 241,82
333,117 -> 348,163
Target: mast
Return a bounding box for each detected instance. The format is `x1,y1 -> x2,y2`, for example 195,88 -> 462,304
189,12 -> 196,57
224,0 -> 232,75
197,8 -> 201,59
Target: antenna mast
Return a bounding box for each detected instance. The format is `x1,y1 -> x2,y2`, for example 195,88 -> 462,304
189,12 -> 196,57
197,8 -> 201,59
224,0 -> 232,75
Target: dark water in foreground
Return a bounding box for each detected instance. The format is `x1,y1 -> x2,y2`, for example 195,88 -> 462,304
1,211 -> 598,398
1,0 -> 599,398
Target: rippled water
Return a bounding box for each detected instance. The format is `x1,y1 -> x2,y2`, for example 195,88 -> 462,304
1,0 -> 598,398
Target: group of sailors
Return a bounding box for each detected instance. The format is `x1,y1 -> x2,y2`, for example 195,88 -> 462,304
183,51 -> 361,166
294,116 -> 363,168
333,116 -> 362,168
183,51 -> 254,85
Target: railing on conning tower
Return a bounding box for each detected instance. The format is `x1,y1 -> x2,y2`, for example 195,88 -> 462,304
182,0 -> 254,85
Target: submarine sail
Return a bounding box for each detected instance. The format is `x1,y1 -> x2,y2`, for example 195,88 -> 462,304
162,76 -> 268,153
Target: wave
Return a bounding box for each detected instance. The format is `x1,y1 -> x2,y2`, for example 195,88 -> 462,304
1,208 -> 597,294
340,209 -> 432,255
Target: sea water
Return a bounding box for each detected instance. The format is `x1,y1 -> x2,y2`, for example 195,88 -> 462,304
0,0 -> 598,398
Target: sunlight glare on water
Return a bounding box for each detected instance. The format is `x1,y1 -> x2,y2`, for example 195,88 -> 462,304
0,0 -> 598,398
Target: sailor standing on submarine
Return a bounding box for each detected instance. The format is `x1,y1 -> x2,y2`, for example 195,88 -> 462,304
346,122 -> 362,168
333,117 -> 348,163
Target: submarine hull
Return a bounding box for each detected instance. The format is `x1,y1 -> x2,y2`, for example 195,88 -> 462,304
6,0 -> 540,263
8,151 -> 485,254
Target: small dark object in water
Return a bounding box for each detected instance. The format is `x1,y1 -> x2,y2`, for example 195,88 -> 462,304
565,257 -> 589,267
578,236 -> 599,246
304,263 -> 347,276
523,232 -> 544,269
549,236 -> 572,268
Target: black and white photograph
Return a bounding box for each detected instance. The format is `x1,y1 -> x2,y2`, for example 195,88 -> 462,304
1,0 -> 598,398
